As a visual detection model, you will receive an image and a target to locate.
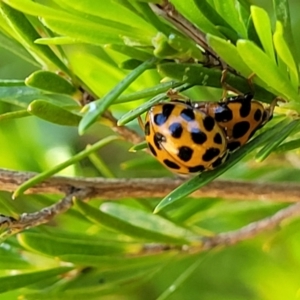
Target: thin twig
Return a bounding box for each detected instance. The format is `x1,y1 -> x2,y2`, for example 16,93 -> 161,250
150,1 -> 220,62
0,168 -> 299,202
200,202 -> 300,251
143,202 -> 300,255
0,168 -> 299,252
0,188 -> 91,239
103,111 -> 143,144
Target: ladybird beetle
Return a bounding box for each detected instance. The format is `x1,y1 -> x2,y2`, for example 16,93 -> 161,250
193,93 -> 275,151
144,101 -> 228,174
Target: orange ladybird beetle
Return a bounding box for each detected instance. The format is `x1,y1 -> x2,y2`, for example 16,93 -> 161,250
143,101 -> 228,174
193,93 -> 276,151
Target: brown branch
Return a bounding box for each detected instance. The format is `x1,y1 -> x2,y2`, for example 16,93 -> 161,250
0,168 -> 300,202
150,1 -> 220,62
80,89 -> 143,145
103,111 -> 143,144
200,202 -> 300,251
143,202 -> 300,255
0,188 -> 91,239
1,168 -> 299,253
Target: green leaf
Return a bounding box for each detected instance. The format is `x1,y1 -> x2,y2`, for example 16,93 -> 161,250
129,141 -> 148,152
58,252 -> 173,268
105,44 -> 152,61
153,32 -> 204,61
25,71 -> 76,95
28,100 -> 81,126
0,79 -> 25,87
213,0 -> 247,38
273,0 -> 299,67
0,30 -> 39,66
236,0 -> 251,28
133,1 -> 171,36
119,59 -> 144,70
54,0 -> 157,33
153,33 -> 184,59
156,255 -> 206,300
275,138 -> 300,153
23,265 -> 162,299
236,39 -> 299,101
194,0 -> 235,36
0,267 -> 72,294
0,247 -> 32,270
115,80 -> 181,104
79,57 -> 158,134
3,0 -> 154,45
207,34 -> 252,76
0,86 -> 75,108
273,21 -> 299,91
0,2 -> 70,75
3,0 -> 72,18
154,119 -> 289,212
215,26 -> 239,43
13,136 -> 120,198
168,34 -> 204,61
34,36 -> 78,45
157,62 -> 275,102
121,156 -> 162,171
0,110 -> 30,121
251,6 -> 276,63
0,86 -> 44,107
255,119 -> 300,162
88,150 -> 115,178
170,0 -> 223,37
41,16 -> 151,46
117,83 -> 191,126
18,232 -> 135,256
75,200 -> 192,244
127,0 -> 163,2
247,16 -> 263,48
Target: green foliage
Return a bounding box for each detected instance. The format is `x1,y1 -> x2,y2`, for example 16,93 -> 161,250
0,0 -> 300,299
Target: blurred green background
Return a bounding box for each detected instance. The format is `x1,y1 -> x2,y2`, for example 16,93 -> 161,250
1,0 -> 300,299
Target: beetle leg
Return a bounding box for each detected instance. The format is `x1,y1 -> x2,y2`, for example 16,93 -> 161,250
166,89 -> 192,105
166,88 -> 189,100
138,115 -> 144,130
247,73 -> 256,93
220,69 -> 243,101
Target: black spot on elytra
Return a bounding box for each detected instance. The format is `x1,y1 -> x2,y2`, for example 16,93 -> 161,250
254,109 -> 262,122
262,110 -> 272,122
212,151 -> 229,168
213,132 -> 223,144
232,121 -> 250,139
178,146 -> 193,162
180,108 -> 195,121
145,121 -> 150,136
214,106 -> 233,122
239,100 -> 251,117
153,132 -> 165,150
228,141 -> 241,151
203,116 -> 215,131
244,93 -> 254,102
169,122 -> 183,138
163,159 -> 180,170
154,104 -> 175,125
191,128 -> 207,144
211,157 -> 222,168
188,165 -> 205,173
148,143 -> 157,156
202,148 -> 220,162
